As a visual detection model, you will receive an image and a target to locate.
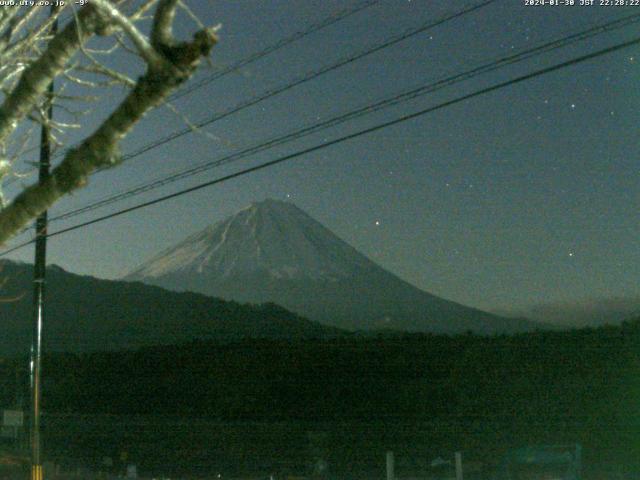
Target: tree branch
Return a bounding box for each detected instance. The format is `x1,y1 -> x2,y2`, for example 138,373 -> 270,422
0,20 -> 217,245
92,0 -> 165,68
0,5 -> 105,146
151,0 -> 178,48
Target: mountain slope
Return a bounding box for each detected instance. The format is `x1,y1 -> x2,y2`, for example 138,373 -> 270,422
126,199 -> 540,334
0,260 -> 341,355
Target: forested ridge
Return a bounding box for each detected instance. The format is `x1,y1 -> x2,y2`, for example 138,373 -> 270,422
0,319 -> 637,476
1,320 -> 636,420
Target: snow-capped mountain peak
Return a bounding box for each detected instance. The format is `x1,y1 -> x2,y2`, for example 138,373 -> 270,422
127,199 -> 375,282
125,199 -> 540,334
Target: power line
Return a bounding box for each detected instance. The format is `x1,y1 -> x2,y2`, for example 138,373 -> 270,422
109,0 -> 498,166
1,32 -> 637,257
48,11 -> 640,223
20,0 -> 493,177
0,0 -> 500,247
2,0 -> 381,182
49,0 -> 497,171
8,0 -> 500,217
167,0 -> 381,102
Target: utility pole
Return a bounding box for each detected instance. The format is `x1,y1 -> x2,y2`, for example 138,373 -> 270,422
30,86 -> 51,480
386,451 -> 395,480
455,451 -> 463,480
30,8 -> 57,480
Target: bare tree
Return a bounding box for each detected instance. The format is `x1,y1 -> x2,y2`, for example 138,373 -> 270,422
0,0 -> 218,245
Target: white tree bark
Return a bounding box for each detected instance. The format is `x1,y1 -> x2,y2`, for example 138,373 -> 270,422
0,0 -> 218,245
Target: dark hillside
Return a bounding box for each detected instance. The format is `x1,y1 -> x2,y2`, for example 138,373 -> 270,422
0,260 -> 342,355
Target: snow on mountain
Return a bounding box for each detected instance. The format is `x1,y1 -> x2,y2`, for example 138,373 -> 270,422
125,199 -> 541,334
128,199 -> 377,282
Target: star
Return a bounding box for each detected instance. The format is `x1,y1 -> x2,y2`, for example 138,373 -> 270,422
570,103 -> 576,109
569,252 -> 574,257
375,220 -> 380,226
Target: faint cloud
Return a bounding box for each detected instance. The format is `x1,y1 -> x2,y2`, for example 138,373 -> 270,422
492,296 -> 640,328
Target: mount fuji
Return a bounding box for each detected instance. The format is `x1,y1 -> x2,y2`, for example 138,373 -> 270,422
125,199 -> 540,334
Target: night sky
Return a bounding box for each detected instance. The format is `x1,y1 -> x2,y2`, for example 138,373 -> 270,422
2,0 -> 639,323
